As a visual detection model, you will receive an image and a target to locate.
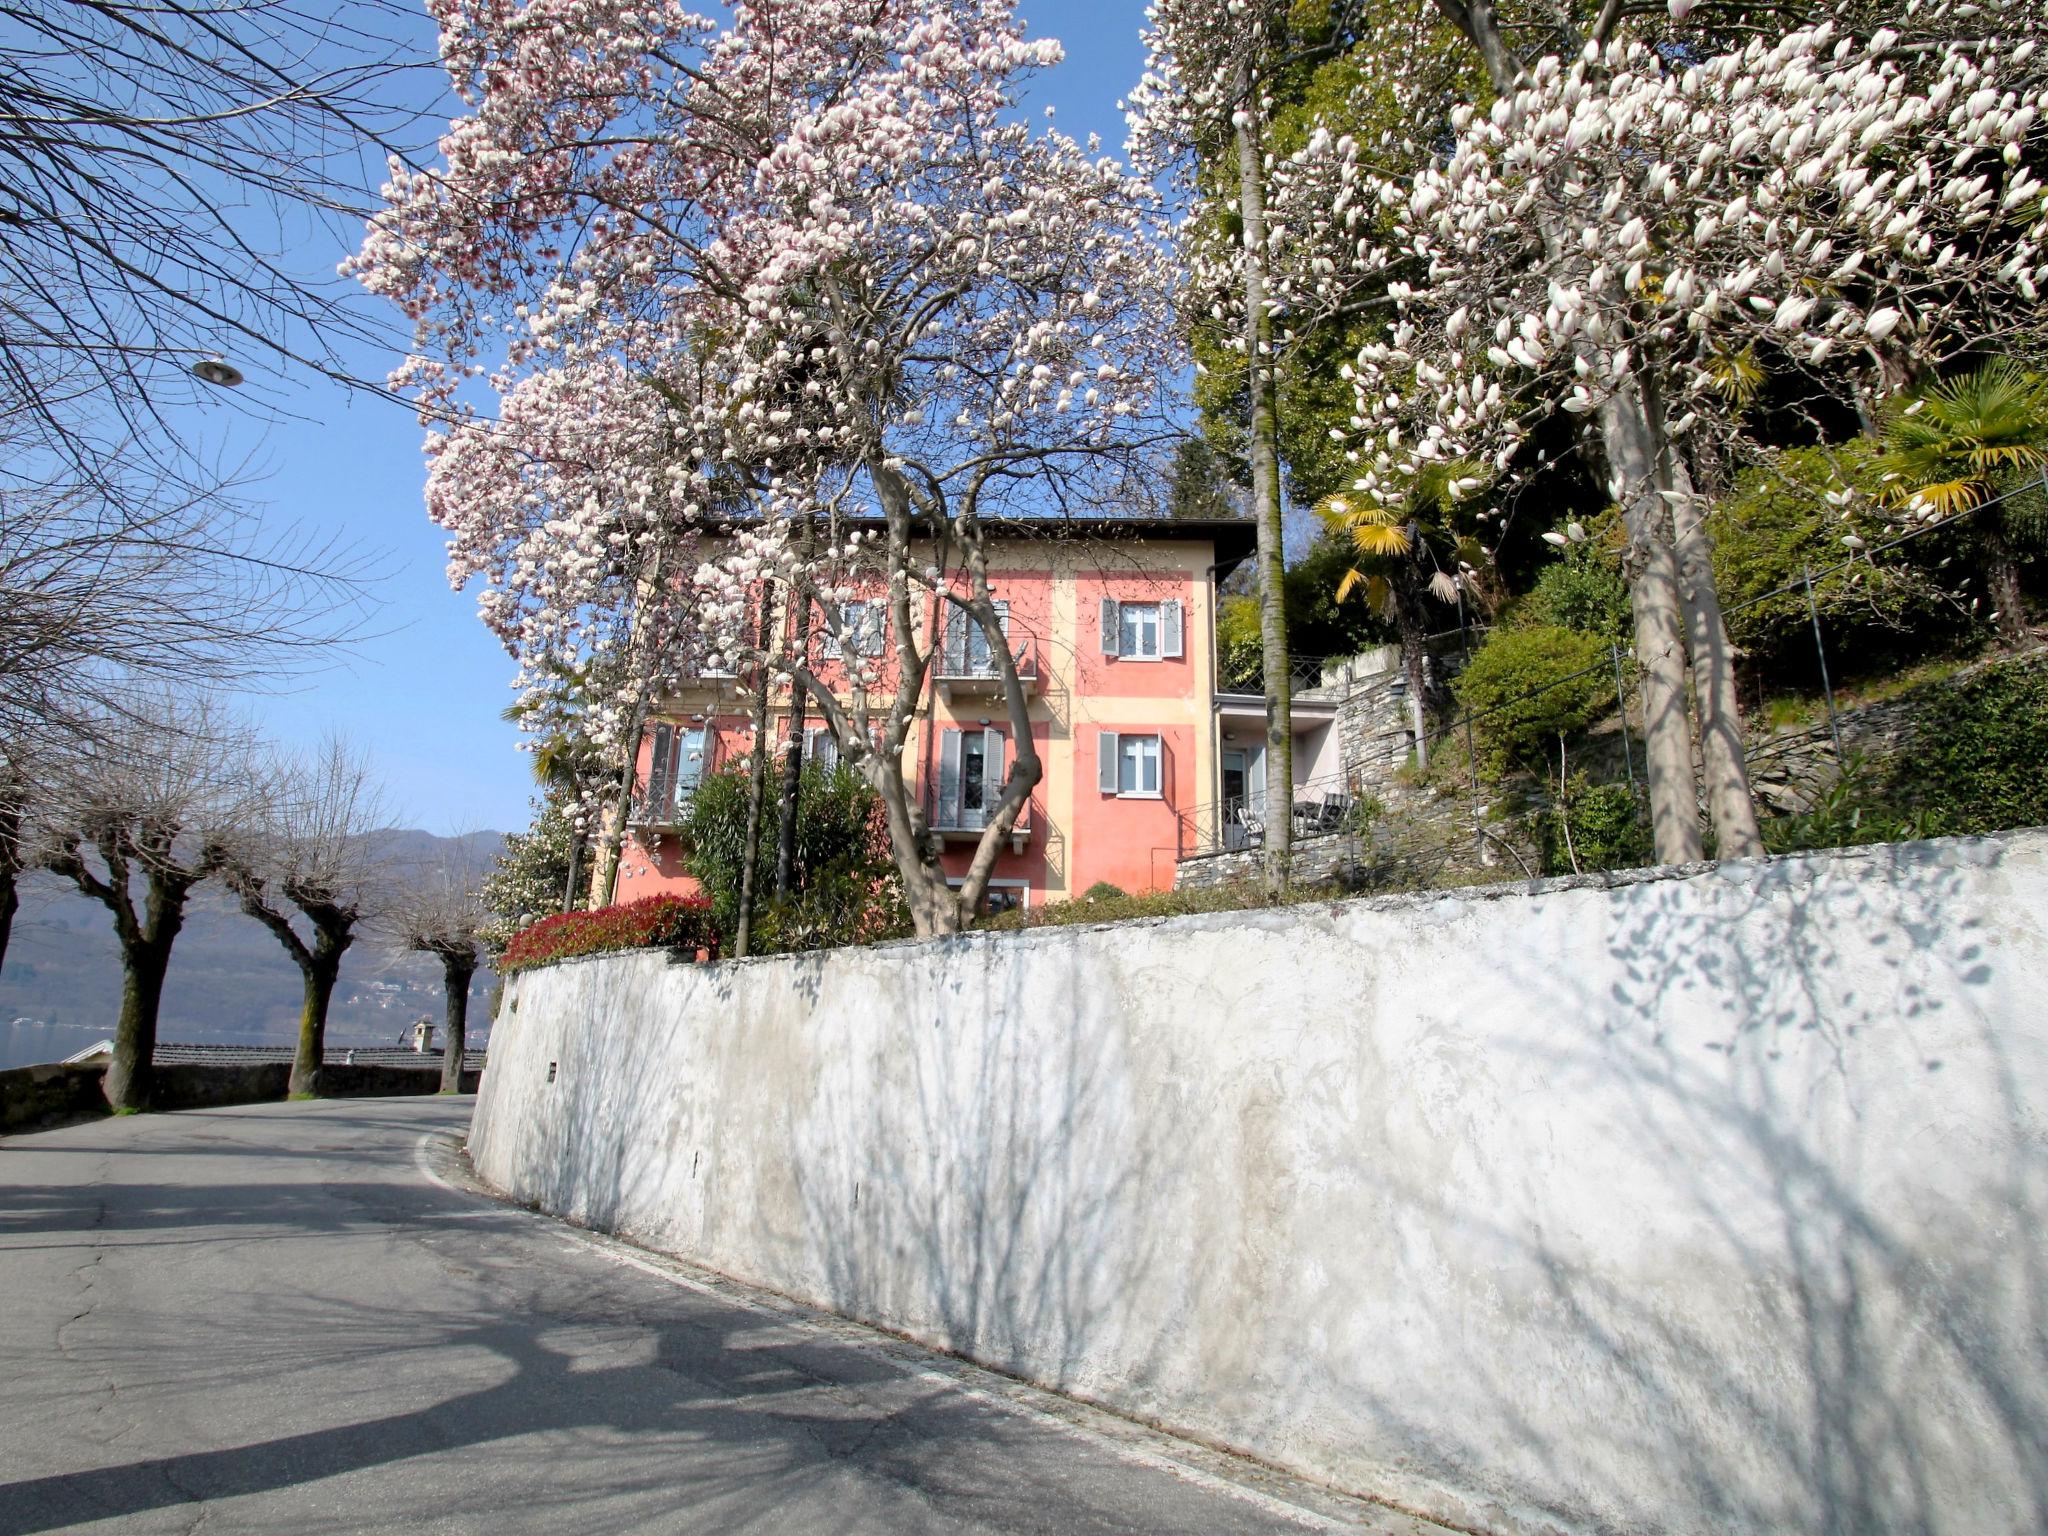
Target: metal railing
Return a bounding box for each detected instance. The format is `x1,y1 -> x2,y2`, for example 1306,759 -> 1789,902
1177,767 -> 1363,859
937,637 -> 1038,683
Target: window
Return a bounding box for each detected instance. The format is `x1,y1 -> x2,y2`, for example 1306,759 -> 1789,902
941,599 -> 1010,676
948,879 -> 1027,917
822,599 -> 886,659
937,726 -> 1005,829
804,727 -> 839,773
1095,730 -> 1162,797
644,723 -> 707,821
1098,597 -> 1183,661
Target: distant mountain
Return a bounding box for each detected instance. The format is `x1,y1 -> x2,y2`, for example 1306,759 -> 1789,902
0,830 -> 505,1072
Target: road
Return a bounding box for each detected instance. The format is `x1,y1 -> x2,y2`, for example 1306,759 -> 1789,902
0,1097 -> 1431,1535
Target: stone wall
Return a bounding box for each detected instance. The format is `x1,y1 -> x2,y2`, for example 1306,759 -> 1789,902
0,1059 -> 482,1136
474,830 -> 2048,1536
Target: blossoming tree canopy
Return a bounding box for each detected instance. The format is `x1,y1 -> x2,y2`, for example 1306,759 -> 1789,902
1308,10 -> 2048,521
353,0 -> 1176,934
1240,0 -> 2048,861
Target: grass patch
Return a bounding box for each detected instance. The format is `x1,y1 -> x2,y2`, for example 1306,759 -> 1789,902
975,878 -> 1354,934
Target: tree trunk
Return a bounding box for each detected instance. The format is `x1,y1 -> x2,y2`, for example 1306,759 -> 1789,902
1985,507 -> 2029,647
0,791 -> 20,975
1667,451 -> 1763,858
1394,564 -> 1433,772
1602,384 -> 1705,864
735,586 -> 774,957
561,829 -> 584,915
288,958 -> 340,1099
0,860 -> 17,977
1234,92 -> 1294,888
776,525 -> 815,902
439,955 -> 474,1094
105,937 -> 173,1112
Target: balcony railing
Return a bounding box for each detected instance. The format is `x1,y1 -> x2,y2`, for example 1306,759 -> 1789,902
936,639 -> 1038,703
628,786 -> 697,831
924,785 -> 1033,852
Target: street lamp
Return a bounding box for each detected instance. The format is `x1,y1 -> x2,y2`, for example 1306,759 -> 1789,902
190,357 -> 244,388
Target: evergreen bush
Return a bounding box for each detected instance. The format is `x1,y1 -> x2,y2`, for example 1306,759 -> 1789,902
1452,625 -> 1615,775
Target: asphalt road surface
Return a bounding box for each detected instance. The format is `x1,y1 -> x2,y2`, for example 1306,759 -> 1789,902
0,1097 -> 1438,1534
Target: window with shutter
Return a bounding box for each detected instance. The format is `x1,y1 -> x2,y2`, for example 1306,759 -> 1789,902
1097,730 -> 1119,793
1116,734 -> 1162,796
1161,599 -> 1184,659
938,728 -> 963,828
646,723 -> 674,817
675,727 -> 706,797
982,727 -> 1004,821
858,600 -> 887,656
1099,597 -> 1120,657
942,604 -> 968,675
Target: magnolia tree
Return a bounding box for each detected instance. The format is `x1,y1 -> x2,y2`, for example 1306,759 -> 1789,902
1265,0 -> 2048,861
356,0 -> 1173,937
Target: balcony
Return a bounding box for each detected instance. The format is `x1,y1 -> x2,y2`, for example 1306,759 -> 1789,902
627,786 -> 696,832
924,786 -> 1033,854
937,638 -> 1038,705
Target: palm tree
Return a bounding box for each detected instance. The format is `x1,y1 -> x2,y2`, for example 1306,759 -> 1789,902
1878,362 -> 2048,648
1324,460 -> 1488,766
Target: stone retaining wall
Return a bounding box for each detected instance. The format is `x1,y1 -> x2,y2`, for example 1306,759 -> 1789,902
474,830 -> 2048,1536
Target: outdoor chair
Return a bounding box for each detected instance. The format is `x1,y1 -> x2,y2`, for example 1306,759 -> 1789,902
1233,804 -> 1265,848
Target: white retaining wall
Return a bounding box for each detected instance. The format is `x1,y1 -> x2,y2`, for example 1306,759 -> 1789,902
472,831 -> 2048,1535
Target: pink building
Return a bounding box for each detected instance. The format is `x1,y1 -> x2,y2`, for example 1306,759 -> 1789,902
613,518 -> 1349,915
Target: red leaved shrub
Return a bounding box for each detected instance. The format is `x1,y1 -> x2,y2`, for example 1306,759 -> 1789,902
500,894 -> 717,975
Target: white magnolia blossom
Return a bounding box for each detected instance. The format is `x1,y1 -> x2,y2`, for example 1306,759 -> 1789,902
1263,4 -> 2048,514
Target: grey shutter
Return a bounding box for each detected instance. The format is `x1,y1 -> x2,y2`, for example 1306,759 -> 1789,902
645,723 -> 674,817
1097,730 -> 1119,794
1158,733 -> 1174,801
984,727 -> 1005,818
938,728 -> 962,828
860,601 -> 887,656
943,605 -> 968,675
1100,597 -> 1119,657
1161,598 -> 1184,659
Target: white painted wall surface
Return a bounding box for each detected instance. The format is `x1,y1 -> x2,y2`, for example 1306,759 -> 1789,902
471,831 -> 2048,1535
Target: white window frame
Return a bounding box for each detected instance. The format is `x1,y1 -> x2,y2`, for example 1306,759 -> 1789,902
822,598 -> 886,660
804,726 -> 839,772
937,725 -> 1007,829
1096,730 -> 1163,799
948,876 -> 1030,916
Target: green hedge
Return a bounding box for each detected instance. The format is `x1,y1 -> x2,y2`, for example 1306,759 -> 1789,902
1888,654 -> 2048,836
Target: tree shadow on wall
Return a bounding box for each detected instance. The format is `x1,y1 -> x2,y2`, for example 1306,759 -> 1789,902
1271,835 -> 2048,1535
792,930 -> 1177,1404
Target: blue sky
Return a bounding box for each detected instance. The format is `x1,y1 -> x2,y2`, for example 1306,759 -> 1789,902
211,1 -> 1151,836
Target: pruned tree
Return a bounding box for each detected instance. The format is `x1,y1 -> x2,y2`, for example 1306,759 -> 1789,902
0,0 -> 425,483
218,738 -> 390,1099
0,737 -> 37,974
383,852 -> 492,1095
355,0 -> 1176,938
33,696 -> 258,1110
0,387 -> 380,751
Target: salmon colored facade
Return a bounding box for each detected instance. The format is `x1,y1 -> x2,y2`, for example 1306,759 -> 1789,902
614,520 -> 1256,915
